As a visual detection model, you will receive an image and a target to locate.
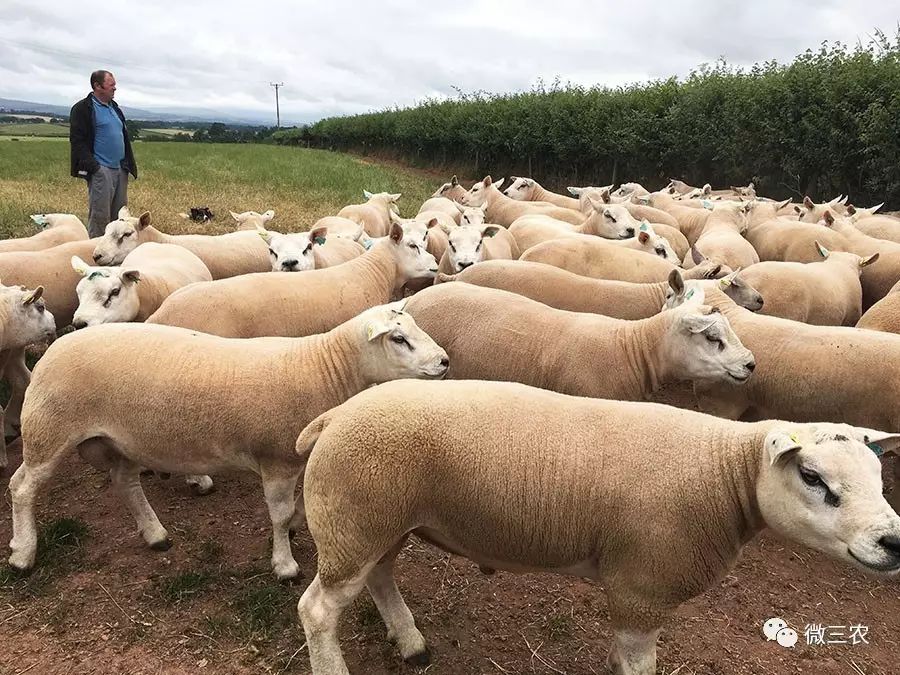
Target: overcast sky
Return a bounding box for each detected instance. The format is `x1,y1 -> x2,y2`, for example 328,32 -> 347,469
2,1 -> 897,125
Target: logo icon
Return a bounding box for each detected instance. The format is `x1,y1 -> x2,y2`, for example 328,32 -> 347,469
776,627 -> 798,648
763,617 -> 787,641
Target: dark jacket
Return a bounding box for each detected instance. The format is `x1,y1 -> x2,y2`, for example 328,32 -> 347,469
69,94 -> 138,180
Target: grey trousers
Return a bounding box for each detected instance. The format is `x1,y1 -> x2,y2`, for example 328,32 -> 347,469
87,165 -> 129,238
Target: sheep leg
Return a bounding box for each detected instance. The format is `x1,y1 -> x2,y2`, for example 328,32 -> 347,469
606,628 -> 660,675
110,457 -> 171,550
3,349 -> 30,439
366,548 -> 429,665
260,468 -> 302,580
184,474 -> 215,495
8,458 -> 59,570
298,567 -> 373,675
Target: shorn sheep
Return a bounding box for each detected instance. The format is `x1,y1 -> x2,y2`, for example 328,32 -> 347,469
295,379 -> 900,675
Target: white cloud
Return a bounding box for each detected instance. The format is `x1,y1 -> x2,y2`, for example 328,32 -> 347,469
1,0 -> 897,124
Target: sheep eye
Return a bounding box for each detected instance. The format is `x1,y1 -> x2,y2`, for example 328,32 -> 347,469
705,334 -> 725,351
408,243 -> 418,251
111,288 -> 120,297
655,247 -> 665,255
35,302 -> 45,313
268,248 -> 276,256
799,467 -> 821,487
449,243 -> 456,252
303,244 -> 313,254
608,215 -> 617,223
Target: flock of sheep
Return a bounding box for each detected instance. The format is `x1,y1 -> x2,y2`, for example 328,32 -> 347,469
3,172 -> 900,675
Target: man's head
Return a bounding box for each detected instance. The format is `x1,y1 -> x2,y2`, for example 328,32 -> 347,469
90,70 -> 116,104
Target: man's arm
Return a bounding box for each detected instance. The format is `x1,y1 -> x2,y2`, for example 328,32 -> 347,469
69,101 -> 99,176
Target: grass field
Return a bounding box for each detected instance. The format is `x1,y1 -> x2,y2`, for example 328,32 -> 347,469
140,127 -> 192,137
0,122 -> 69,137
0,141 -> 439,239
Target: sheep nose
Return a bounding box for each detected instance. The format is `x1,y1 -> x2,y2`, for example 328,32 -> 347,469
457,262 -> 474,270
282,259 -> 298,270
439,357 -> 450,369
625,227 -> 635,237
746,361 -> 756,372
879,535 -> 900,557
72,319 -> 87,330
92,252 -> 103,263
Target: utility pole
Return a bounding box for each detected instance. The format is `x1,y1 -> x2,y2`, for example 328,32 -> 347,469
270,82 -> 284,127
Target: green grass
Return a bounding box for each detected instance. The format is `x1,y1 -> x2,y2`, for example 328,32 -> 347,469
0,517 -> 90,596
0,140 -> 438,239
0,122 -> 69,137
159,570 -> 212,603
141,128 -> 192,137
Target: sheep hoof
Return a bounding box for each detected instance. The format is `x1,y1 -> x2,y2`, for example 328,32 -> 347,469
191,483 -> 215,497
5,561 -> 33,576
478,565 -> 496,575
149,537 -> 172,552
404,649 -> 431,668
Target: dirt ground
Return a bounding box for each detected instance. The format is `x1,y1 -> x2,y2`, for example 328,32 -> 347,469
1,382 -> 899,675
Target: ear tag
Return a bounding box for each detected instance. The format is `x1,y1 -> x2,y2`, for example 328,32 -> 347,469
719,278 -> 732,289
685,288 -> 695,300
867,442 -> 885,457
313,236 -> 326,245
30,215 -> 50,228
639,223 -> 649,232
789,433 -> 799,444
366,323 -> 378,340
87,271 -> 108,281
702,200 -> 713,210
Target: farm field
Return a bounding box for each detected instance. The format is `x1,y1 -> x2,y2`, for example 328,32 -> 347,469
0,122 -> 69,137
0,141 -> 899,674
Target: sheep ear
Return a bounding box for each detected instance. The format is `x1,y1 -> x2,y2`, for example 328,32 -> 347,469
493,178 -> 505,189
309,226 -> 328,245
450,175 -> 458,186
121,270 -> 140,285
22,286 -> 44,305
600,188 -> 611,203
439,222 -> 455,235
30,214 -> 50,228
481,225 -> 500,239
846,204 -> 857,216
869,202 -> 884,215
71,255 -> 92,276
567,186 -> 583,196
483,175 -> 493,186
137,211 -> 151,230
691,246 -> 706,265
425,217 -> 439,230
389,222 -> 404,243
815,241 -> 830,259
454,202 -> 467,214
363,190 -> 374,200
859,252 -> 879,268
718,269 -> 739,289
823,210 -> 835,226
230,210 -> 242,222
262,209 -> 275,221
776,198 -> 792,211
256,225 -> 274,244
667,269 -> 685,296
365,320 -> 391,341
638,231 -> 650,244
390,193 -> 402,202
702,184 -> 712,196
679,307 -> 718,334
803,195 -> 814,209
765,430 -> 803,466
389,211 -> 404,224
851,428 -> 900,457
387,298 -> 409,314
117,206 -> 131,219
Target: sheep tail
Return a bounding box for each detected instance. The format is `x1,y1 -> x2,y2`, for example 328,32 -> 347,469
435,272 -> 457,284
295,410 -> 332,461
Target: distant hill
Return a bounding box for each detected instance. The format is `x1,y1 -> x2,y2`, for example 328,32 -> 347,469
0,97 -> 281,125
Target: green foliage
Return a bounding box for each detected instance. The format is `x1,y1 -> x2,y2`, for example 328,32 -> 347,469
284,32 -> 900,207
0,518 -> 90,596
158,571 -> 212,603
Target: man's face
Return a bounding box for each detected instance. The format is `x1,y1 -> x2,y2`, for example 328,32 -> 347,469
93,74 -> 116,103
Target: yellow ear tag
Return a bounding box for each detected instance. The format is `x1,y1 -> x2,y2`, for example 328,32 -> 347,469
789,433 -> 799,444
719,278 -> 731,289
366,324 -> 378,340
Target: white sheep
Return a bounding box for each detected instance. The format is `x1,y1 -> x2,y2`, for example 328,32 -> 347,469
508,209 -> 633,251
0,283 -> 56,468
295,379 -> 900,674
417,197 -> 463,225
337,191 -> 401,238
146,223 -> 438,338
405,282 -> 756,399
92,207 -> 270,279
436,224 -> 520,273
681,201 -> 760,271
256,226 -> 365,272
430,175 -> 468,202
229,209 -> 275,231
70,243 -> 213,327
857,278 -> 900,333
503,176 -> 583,211
0,214 -> 88,253
463,175 -> 585,226
7,302 -> 449,579
310,216 -> 365,242
437,260 -> 763,316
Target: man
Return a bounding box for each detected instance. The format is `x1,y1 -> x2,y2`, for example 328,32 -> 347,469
69,70 -> 138,237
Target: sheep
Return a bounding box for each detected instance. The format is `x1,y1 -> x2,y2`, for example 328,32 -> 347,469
69,243 -> 213,327
0,214 -> 88,253
146,223 -> 438,338
229,209 -> 275,231
845,205 -> 900,244
0,238 -> 101,329
503,176 -> 582,211
576,186 -> 682,230
436,224 -> 520,273
310,216 -> 365,242
337,191 -> 401,238
682,202 -> 760,271
462,176 -> 585,227
736,242 -> 877,325
380,214 -> 450,268
256,226 -> 365,273
857,278 -> 900,333
743,207 -> 848,263
519,235 -> 729,283
295,380 -> 900,675
416,197 -> 463,225
0,283 -> 56,469
437,261 -> 763,316
405,282 -> 755,400
92,208 -> 270,279
6,302 -> 449,579
795,195 -> 849,222
431,175 -> 468,203
508,211 -> 629,250
676,286 -> 900,434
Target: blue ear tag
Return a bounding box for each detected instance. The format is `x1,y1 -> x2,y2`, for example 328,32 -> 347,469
867,442 -> 885,457
639,223 -> 648,232
87,271 -> 107,280
313,236 -> 326,245
685,288 -> 695,300
30,215 -> 49,228
702,199 -> 713,209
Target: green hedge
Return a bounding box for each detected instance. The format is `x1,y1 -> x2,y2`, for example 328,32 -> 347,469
278,33 -> 900,208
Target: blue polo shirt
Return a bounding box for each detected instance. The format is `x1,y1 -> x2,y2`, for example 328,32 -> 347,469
91,94 -> 125,169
